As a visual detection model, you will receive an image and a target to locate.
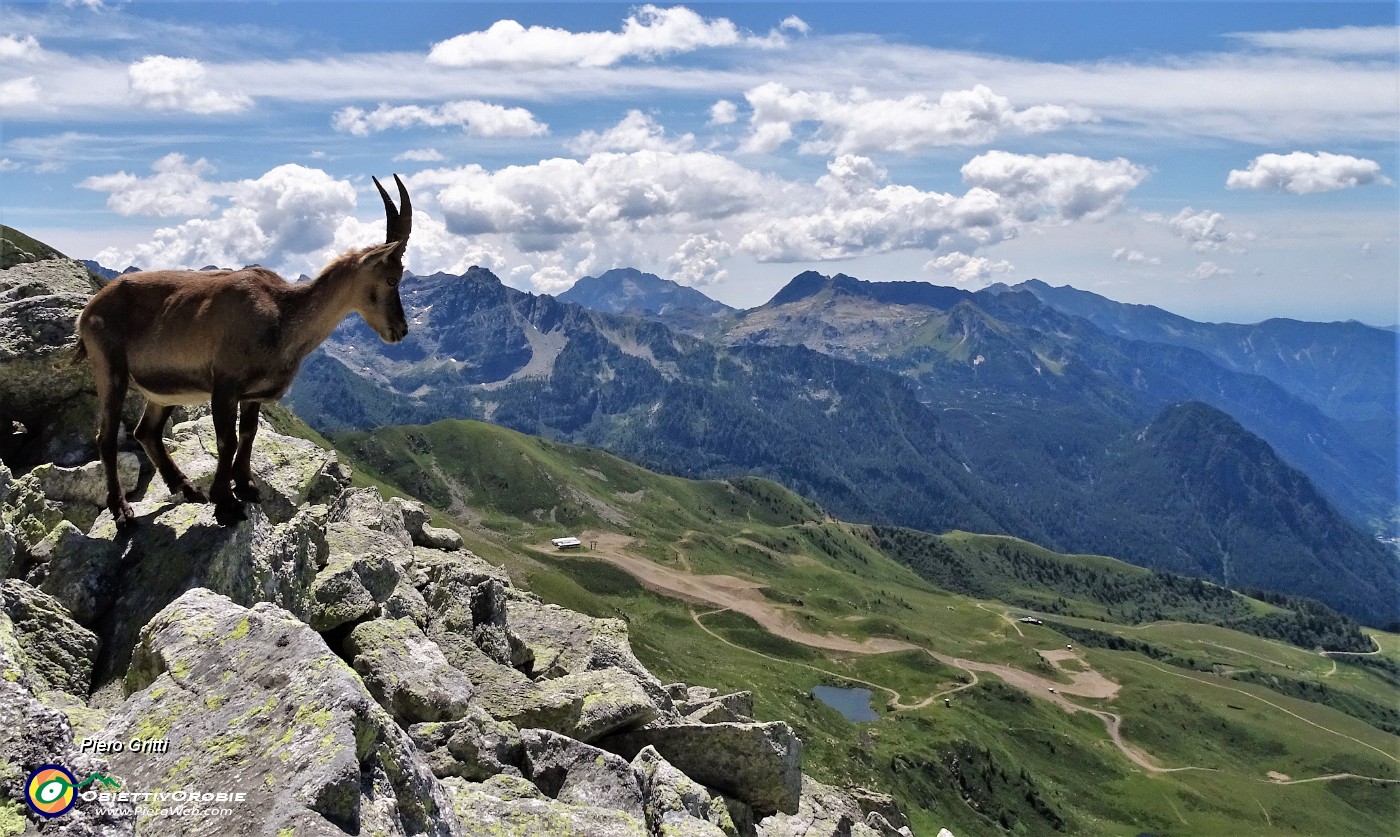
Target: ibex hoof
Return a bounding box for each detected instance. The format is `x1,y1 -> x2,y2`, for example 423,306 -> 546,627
112,501 -> 137,531
234,483 -> 262,504
179,483 -> 209,504
214,500 -> 247,527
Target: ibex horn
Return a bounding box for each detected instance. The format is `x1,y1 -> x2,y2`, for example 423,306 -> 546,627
373,174 -> 412,243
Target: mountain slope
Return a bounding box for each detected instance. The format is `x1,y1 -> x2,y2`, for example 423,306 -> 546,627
285,267 -> 1397,625
326,416 -> 1400,837
1014,278 -> 1396,426
557,267 -> 734,335
728,271 -> 1395,537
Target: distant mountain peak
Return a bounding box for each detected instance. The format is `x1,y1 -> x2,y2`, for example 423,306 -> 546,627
763,271 -> 974,311
557,267 -> 732,316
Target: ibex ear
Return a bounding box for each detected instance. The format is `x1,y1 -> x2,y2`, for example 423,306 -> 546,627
360,240 -> 405,268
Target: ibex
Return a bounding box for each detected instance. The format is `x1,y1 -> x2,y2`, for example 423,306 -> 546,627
73,175 -> 412,528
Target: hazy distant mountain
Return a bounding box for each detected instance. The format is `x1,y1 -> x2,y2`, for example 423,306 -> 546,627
725,271 -> 1395,538
556,267 -> 733,335
1010,278 -> 1397,426
286,266 -> 1397,625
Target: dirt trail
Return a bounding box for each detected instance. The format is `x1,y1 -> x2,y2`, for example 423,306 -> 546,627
546,532 -> 914,654
548,531 -> 1395,781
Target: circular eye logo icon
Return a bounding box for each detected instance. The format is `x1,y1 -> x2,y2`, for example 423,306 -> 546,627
26,764 -> 77,818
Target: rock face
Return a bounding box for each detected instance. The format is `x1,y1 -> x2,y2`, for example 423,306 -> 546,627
0,247 -> 911,836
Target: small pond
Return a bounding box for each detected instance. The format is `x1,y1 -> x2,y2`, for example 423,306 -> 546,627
811,685 -> 879,722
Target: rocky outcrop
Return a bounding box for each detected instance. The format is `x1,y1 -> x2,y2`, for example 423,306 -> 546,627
0,408 -> 837,834
0,248 -> 913,836
606,721 -> 804,817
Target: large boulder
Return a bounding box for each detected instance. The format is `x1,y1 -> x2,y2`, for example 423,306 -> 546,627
755,776 -> 884,837
409,709 -> 524,780
506,593 -> 674,711
391,495 -> 464,551
0,609 -> 135,836
443,776 -> 648,837
164,417 -> 350,525
108,588 -> 463,836
473,665 -> 661,744
344,617 -> 476,724
604,722 -> 804,818
309,521 -> 402,631
633,745 -> 737,837
0,259 -> 103,468
0,579 -> 97,696
519,729 -> 645,818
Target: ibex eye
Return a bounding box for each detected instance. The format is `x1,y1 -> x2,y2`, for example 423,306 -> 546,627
388,275 -> 400,288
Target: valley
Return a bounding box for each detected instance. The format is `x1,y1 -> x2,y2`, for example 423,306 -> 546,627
322,413 -> 1400,837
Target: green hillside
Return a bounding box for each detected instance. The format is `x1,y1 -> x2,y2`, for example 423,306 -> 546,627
320,417 -> 1400,837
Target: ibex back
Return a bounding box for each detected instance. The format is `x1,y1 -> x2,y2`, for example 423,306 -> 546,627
73,174 -> 413,528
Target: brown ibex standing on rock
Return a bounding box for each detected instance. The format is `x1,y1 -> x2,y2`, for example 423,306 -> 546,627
74,175 -> 412,528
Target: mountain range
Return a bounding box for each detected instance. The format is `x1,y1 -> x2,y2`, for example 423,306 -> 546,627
278,265 -> 1398,627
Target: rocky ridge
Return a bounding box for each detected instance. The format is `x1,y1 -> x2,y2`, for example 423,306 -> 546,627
0,256 -> 915,836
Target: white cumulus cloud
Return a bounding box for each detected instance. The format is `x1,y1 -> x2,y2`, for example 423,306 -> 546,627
925,252 -> 1014,286
779,16 -> 810,35
667,233 -> 732,286
568,110 -> 694,155
708,99 -> 738,126
0,34 -> 41,61
128,55 -> 251,114
97,164 -> 356,272
78,153 -> 222,217
1226,151 -> 1392,194
333,101 -> 547,138
428,149 -> 771,254
960,151 -> 1148,221
1168,207 -> 1249,253
740,83 -> 1093,155
428,5 -> 751,69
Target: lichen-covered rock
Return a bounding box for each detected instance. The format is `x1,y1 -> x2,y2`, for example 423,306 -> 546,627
309,521 -> 403,631
165,416 -> 349,524
1,468 -> 67,563
520,729 -> 645,819
0,579 -> 97,696
332,486 -> 412,547
633,745 -> 737,837
391,495 -> 464,551
417,548 -> 524,667
473,773 -> 545,802
29,452 -> 140,508
479,666 -> 661,744
754,776 -> 881,837
110,588 -> 463,836
345,617 -> 476,724
443,776 -> 648,837
0,261 -> 102,468
409,708 -> 524,780
21,520 -> 119,628
604,722 -> 803,818
384,575 -> 433,629
849,787 -> 913,835
506,593 -> 674,713
0,610 -> 135,836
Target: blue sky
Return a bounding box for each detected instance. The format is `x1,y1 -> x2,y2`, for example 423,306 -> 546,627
2,2 -> 1395,324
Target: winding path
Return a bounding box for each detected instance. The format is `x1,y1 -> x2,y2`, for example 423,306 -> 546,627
554,531 -> 1400,784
